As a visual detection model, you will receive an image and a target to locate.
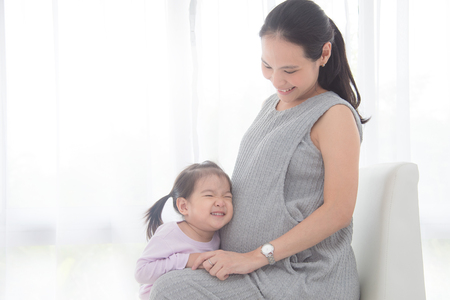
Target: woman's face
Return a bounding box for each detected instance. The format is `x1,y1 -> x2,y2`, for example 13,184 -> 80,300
261,35 -> 328,110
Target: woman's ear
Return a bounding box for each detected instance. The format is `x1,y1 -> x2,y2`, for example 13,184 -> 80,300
176,197 -> 189,216
321,42 -> 332,66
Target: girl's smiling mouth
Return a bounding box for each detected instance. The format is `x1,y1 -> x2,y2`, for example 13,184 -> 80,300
211,212 -> 225,216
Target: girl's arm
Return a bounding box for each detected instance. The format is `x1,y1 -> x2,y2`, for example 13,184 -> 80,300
186,253 -> 202,268
135,237 -> 192,284
193,105 -> 360,280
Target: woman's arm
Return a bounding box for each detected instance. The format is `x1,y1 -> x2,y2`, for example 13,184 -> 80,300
193,104 -> 361,280
272,104 -> 360,259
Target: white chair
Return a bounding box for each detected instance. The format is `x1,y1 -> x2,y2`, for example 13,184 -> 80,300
352,162 -> 426,300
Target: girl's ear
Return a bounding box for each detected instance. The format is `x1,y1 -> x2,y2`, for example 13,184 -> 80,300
176,197 -> 189,216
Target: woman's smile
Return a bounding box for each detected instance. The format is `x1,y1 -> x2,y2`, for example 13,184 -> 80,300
278,86 -> 296,95
261,35 -> 328,110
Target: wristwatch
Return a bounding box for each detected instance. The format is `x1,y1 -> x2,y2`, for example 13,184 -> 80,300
261,243 -> 276,265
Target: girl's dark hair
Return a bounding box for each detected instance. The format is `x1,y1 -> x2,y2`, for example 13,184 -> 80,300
260,0 -> 368,124
144,161 -> 232,240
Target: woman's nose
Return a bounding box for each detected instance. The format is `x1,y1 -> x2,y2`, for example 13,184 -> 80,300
271,71 -> 285,88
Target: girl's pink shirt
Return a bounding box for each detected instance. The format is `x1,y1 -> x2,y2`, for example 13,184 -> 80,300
135,221 -> 220,300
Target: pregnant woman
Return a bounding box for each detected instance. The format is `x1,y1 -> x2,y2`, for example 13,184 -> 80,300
150,0 -> 367,299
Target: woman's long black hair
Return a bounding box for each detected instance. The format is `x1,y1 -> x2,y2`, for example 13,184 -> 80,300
260,0 -> 368,124
144,161 -> 231,240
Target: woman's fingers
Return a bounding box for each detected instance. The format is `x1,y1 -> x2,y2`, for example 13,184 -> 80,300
207,260 -> 226,279
204,252 -> 232,280
216,269 -> 229,281
208,261 -> 231,280
194,250 -> 257,280
202,258 -> 215,272
191,251 -> 216,270
194,253 -> 225,277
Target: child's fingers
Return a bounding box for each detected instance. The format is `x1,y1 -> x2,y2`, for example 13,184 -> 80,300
191,253 -> 206,270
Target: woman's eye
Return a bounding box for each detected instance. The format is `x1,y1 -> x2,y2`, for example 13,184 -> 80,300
263,64 -> 272,69
285,70 -> 297,74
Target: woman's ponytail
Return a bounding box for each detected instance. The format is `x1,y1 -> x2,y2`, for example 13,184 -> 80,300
144,194 -> 171,240
319,19 -> 368,124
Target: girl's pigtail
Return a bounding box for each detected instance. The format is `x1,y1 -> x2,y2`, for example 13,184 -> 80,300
144,194 -> 172,240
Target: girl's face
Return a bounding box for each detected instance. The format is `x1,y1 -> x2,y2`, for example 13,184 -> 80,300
178,174 -> 233,241
261,35 -> 329,110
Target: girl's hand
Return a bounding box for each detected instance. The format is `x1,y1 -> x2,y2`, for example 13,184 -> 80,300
191,249 -> 267,280
186,253 -> 204,269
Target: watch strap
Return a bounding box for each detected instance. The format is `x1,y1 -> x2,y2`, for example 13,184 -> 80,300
266,254 -> 276,265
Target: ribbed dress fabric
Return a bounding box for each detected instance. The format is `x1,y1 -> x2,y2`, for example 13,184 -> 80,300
150,91 -> 362,300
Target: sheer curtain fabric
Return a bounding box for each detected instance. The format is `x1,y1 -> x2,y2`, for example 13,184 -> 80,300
0,0 -> 448,299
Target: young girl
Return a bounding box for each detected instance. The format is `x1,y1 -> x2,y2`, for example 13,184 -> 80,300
134,161 -> 233,300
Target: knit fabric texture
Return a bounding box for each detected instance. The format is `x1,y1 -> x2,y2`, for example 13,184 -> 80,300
150,91 -> 362,300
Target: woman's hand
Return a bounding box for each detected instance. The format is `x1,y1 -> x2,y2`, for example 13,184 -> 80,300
191,249 -> 267,280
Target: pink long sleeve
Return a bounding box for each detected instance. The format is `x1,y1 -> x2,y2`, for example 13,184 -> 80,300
135,236 -> 190,284
135,222 -> 220,300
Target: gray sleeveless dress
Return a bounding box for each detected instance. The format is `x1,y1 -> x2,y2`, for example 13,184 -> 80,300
150,92 -> 362,300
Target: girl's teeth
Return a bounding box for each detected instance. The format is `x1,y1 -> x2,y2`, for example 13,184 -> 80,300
211,213 -> 224,216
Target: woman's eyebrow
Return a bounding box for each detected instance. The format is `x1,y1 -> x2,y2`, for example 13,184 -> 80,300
261,58 -> 299,69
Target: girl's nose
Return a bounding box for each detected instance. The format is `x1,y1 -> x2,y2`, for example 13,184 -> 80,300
215,198 -> 225,207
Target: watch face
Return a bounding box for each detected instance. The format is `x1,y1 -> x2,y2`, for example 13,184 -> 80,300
262,243 -> 274,254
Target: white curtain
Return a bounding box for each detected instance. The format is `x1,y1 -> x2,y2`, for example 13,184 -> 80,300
356,0 -> 450,240
0,0 -> 448,299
